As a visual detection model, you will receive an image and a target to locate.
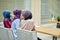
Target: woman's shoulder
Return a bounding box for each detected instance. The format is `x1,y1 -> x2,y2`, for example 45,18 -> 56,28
27,19 -> 34,22
21,19 -> 34,24
12,19 -> 20,24
14,19 -> 20,22
4,18 -> 10,22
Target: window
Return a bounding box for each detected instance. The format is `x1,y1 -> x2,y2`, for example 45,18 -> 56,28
41,0 -> 51,24
41,0 -> 60,24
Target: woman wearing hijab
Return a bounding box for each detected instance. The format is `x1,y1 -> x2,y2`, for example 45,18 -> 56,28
20,11 -> 41,40
11,10 -> 22,40
3,10 -> 12,28
20,11 -> 35,31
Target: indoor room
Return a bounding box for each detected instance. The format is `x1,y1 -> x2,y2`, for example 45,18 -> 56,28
0,0 -> 60,40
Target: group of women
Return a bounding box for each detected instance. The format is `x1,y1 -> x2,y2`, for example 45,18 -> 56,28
3,9 -> 41,40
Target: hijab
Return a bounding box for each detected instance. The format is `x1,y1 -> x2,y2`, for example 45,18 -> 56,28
22,11 -> 32,20
3,10 -> 11,20
13,10 -> 22,20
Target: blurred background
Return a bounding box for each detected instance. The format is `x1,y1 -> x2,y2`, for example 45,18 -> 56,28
0,0 -> 60,26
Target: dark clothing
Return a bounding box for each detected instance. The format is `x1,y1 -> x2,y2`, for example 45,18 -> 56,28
3,18 -> 12,28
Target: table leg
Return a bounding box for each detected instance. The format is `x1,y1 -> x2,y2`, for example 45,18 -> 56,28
53,36 -> 57,40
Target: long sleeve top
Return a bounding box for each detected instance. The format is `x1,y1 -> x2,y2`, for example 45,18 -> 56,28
21,19 -> 35,31
3,18 -> 12,28
11,19 -> 20,40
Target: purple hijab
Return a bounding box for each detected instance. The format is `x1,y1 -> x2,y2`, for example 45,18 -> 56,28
13,10 -> 22,20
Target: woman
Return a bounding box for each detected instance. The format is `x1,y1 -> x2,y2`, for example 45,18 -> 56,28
3,10 -> 12,28
20,11 -> 41,40
11,10 -> 22,40
21,11 -> 35,31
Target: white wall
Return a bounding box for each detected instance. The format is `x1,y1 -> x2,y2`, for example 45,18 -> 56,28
0,0 -> 41,26
0,0 -> 31,22
31,0 -> 41,26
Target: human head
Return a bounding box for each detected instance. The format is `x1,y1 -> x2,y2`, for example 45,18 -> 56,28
22,11 -> 32,20
13,9 -> 22,19
3,10 -> 11,20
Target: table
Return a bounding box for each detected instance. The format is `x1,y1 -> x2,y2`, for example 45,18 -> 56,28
47,19 -> 60,23
46,19 -> 60,40
35,26 -> 60,40
47,19 -> 60,28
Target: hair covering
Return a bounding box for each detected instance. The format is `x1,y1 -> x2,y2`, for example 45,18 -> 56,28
3,10 -> 11,20
13,10 -> 22,20
22,11 -> 32,20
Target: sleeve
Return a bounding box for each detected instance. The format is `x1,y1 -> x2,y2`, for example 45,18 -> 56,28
4,19 -> 11,28
11,21 -> 15,30
29,21 -> 35,31
11,21 -> 17,38
11,19 -> 20,30
14,19 -> 20,28
11,19 -> 20,38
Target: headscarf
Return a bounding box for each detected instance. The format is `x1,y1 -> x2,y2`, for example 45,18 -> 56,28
13,10 -> 22,20
3,10 -> 11,20
22,11 -> 32,20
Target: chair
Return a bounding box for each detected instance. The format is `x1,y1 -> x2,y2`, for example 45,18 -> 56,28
0,22 -> 4,28
8,29 -> 14,40
0,27 -> 14,40
17,28 -> 37,40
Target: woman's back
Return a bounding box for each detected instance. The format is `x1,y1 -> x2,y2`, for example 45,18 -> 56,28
21,19 -> 35,31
